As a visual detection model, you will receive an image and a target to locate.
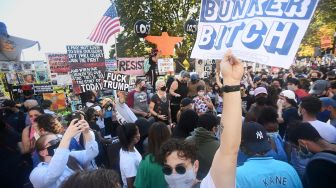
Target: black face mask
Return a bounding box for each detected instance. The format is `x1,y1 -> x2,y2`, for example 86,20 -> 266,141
46,139 -> 61,156
160,86 -> 167,91
255,96 -> 268,105
311,78 -> 318,82
140,86 -> 146,91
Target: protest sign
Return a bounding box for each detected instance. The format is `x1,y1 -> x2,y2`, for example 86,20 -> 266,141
105,59 -> 118,71
43,93 -> 66,110
50,73 -> 72,85
158,58 -> 174,75
321,36 -> 332,49
33,84 -> 53,94
103,72 -> 130,91
191,0 -> 319,68
66,45 -> 106,93
46,53 -> 70,74
195,59 -> 215,78
117,57 -> 145,75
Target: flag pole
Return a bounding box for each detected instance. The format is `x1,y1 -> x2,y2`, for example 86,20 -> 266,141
114,34 -> 118,58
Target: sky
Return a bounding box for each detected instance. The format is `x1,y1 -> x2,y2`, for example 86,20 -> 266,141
0,0 -> 116,61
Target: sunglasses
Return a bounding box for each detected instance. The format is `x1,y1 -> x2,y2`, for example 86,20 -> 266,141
162,164 -> 186,175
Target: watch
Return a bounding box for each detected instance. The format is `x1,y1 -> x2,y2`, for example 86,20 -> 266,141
220,85 -> 240,93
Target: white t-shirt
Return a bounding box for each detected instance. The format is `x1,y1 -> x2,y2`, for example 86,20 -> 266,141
200,173 -> 216,188
119,148 -> 142,188
308,120 -> 336,143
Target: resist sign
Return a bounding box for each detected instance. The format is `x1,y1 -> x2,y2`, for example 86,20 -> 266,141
191,0 -> 319,68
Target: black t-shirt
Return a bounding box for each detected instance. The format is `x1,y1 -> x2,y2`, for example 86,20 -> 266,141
171,79 -> 188,104
151,94 -> 169,119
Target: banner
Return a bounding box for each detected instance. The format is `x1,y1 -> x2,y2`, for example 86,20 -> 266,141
103,72 -> 130,91
67,45 -> 106,93
117,57 -> 144,75
158,58 -> 174,75
105,59 -> 118,72
43,93 -> 66,110
47,53 -> 70,74
33,84 -> 53,94
195,59 -> 215,78
191,0 -> 319,68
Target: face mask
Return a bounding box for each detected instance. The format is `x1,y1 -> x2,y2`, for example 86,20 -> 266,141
287,85 -> 295,91
311,78 -> 318,82
198,91 -> 205,97
141,86 -> 146,91
249,90 -> 254,96
164,169 -> 196,188
256,96 -> 268,105
266,131 -> 279,138
160,86 -> 167,91
297,144 -> 314,159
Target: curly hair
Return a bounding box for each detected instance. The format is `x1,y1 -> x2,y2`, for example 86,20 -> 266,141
158,138 -> 197,165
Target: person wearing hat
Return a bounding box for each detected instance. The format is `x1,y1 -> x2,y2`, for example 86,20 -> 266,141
287,122 -> 336,188
169,71 -> 190,123
309,80 -> 330,98
299,96 -> 336,143
320,97 -> 336,127
127,78 -> 151,119
187,73 -> 206,98
176,98 -> 194,123
277,90 -> 300,138
236,122 -> 302,188
245,87 -> 269,122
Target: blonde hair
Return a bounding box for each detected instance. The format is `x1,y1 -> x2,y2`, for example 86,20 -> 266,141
155,79 -> 166,90
24,99 -> 39,110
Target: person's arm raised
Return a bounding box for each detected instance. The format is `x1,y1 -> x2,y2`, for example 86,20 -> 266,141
209,51 -> 244,188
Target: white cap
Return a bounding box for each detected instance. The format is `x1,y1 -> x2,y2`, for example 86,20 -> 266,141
280,90 -> 297,103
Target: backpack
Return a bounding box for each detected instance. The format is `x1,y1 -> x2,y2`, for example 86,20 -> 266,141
143,58 -> 151,74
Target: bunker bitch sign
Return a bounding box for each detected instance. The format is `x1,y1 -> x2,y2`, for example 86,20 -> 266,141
66,45 -> 106,93
191,0 -> 319,68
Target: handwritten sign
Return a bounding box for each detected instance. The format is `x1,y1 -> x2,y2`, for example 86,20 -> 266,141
158,58 -> 174,75
47,54 -> 70,74
105,59 -> 118,71
191,0 -> 319,68
117,57 -> 144,75
103,72 -> 130,91
66,45 -> 106,93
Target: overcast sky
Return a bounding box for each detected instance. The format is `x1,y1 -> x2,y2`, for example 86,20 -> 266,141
0,0 -> 116,61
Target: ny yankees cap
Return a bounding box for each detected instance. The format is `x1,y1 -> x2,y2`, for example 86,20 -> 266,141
242,122 -> 271,153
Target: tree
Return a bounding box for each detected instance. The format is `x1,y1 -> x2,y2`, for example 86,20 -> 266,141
110,0 -> 201,59
298,0 -> 336,57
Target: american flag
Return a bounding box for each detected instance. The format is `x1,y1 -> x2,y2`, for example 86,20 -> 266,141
88,2 -> 121,44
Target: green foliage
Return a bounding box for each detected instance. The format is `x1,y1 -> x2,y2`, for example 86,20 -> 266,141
299,0 -> 336,56
110,0 -> 201,58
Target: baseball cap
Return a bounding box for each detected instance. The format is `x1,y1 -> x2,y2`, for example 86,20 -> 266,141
242,122 -> 271,153
309,80 -> 329,95
320,97 -> 336,108
280,90 -> 297,103
254,87 -> 268,96
2,99 -> 16,108
180,71 -> 190,78
180,98 -> 194,107
191,74 -> 199,82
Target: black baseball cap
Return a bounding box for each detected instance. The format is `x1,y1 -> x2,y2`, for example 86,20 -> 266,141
242,122 -> 271,153
180,98 -> 194,107
2,99 -> 16,108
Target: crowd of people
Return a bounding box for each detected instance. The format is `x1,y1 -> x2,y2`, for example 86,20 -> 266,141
1,51 -> 336,188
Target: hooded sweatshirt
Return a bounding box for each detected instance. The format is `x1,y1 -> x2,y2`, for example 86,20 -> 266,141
186,127 -> 219,180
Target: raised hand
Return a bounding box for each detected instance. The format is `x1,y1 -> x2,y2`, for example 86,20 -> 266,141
220,50 -> 244,85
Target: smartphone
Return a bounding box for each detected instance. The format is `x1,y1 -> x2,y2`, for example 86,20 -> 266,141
71,111 -> 82,123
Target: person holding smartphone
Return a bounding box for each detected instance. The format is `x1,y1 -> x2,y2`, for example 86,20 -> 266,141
29,118 -> 99,188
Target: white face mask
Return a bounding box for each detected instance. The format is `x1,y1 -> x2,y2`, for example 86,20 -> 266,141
164,169 -> 196,188
287,85 -> 295,91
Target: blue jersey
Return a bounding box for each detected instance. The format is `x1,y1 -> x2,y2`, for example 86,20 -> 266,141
236,157 -> 302,188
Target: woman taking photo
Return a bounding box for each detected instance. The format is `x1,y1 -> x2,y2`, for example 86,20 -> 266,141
117,123 -> 141,188
149,79 -> 171,125
134,122 -> 171,188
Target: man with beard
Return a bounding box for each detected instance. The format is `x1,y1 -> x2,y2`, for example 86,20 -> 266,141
169,71 -> 190,123
127,79 -> 151,119
245,87 -> 269,122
